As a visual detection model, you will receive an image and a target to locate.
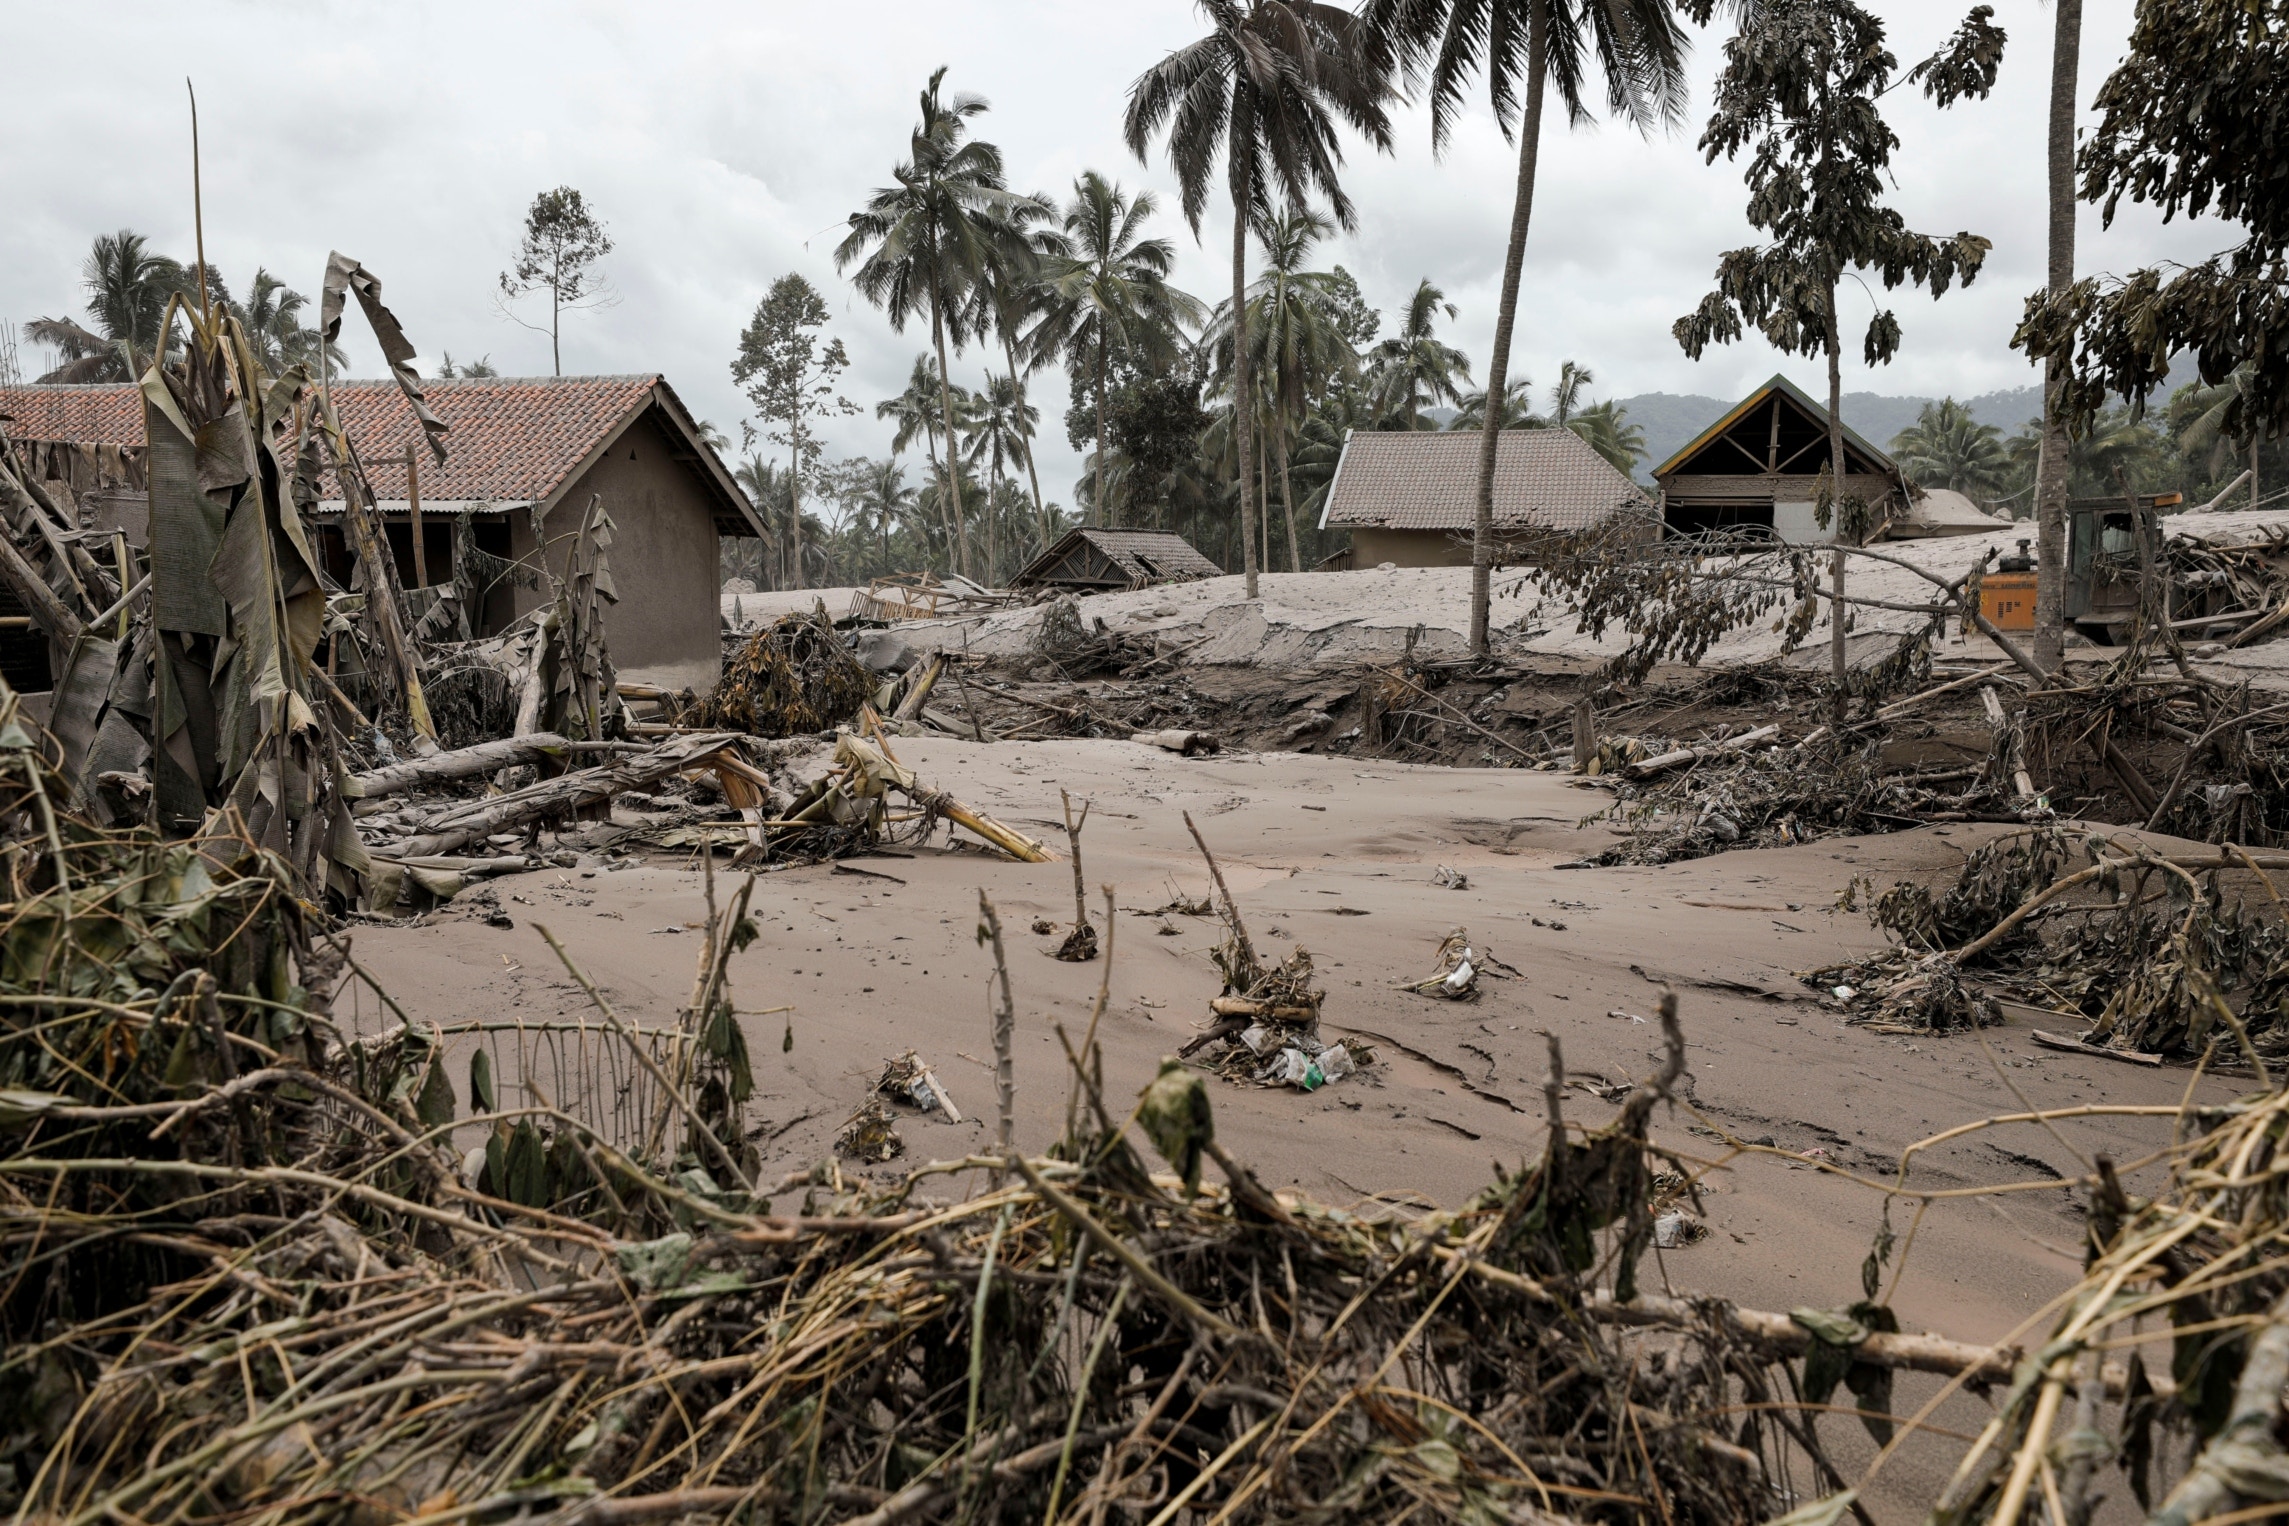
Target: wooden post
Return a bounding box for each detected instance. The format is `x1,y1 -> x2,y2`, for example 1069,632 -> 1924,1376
1571,697 -> 1596,773
1982,686 -> 2036,798
405,445 -> 428,588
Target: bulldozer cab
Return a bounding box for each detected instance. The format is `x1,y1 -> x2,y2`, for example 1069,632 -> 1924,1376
2065,492 -> 2182,642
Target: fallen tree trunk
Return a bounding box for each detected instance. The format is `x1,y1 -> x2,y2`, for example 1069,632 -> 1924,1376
1447,1263 -> 2160,1399
1131,729 -> 1220,756
1626,724 -> 1779,779
394,732 -> 749,857
0,526 -> 83,644
368,854 -> 545,876
891,653 -> 946,721
345,733 -> 641,798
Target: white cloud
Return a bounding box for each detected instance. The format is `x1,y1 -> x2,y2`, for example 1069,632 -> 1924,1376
0,0 -> 2237,501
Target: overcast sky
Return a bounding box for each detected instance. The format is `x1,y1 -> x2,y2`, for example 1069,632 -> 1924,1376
0,0 -> 2235,508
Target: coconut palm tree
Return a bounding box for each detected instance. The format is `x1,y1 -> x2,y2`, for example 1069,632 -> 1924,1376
1367,281 -> 1472,430
837,68 -> 1036,579
2177,366 -> 2262,513
849,459 -> 920,576
1891,399 -> 2011,501
232,269 -> 346,375
1124,0 -> 1397,599
27,230 -> 194,382
964,372 -> 1039,583
2031,0 -> 2085,668
733,455 -> 790,588
877,355 -> 975,560
1447,384 -> 1544,433
436,352 -> 500,378
1038,172 -> 1206,528
1567,399 -> 1646,476
1204,210 -> 1361,570
1548,359 -> 1595,425
1371,0 -> 1691,653
965,193 -> 1065,534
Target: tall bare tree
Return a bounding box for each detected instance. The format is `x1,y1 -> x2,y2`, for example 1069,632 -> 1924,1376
2030,0 -> 2083,670
497,187 -> 615,376
732,273 -> 858,592
1125,0 -> 1395,601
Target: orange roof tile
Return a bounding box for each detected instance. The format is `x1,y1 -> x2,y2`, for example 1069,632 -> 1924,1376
1,374 -> 675,509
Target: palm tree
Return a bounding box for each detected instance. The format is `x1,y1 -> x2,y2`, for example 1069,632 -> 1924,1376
27,230 -> 192,382
2177,367 -> 2262,512
849,459 -> 919,575
1891,399 -> 2010,501
877,355 -> 976,562
1204,210 -> 1361,570
964,372 -> 1038,582
2014,408 -> 2167,499
1367,279 -> 1472,429
1447,384 -> 1544,433
1125,0 -> 1397,600
733,455 -> 790,588
233,269 -> 346,375
1289,383 -> 1377,522
2031,0 -> 2085,668
1548,359 -> 1594,425
1038,172 -> 1205,529
965,193 -> 1065,536
1568,399 -> 1646,475
838,68 -> 1036,580
1372,0 -> 1691,653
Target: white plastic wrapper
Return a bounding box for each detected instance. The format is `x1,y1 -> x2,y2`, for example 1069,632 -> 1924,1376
1259,1048 -> 1316,1088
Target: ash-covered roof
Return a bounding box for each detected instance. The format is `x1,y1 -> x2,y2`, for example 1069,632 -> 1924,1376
1014,528 -> 1223,589
1316,428 -> 1651,533
0,375 -> 758,534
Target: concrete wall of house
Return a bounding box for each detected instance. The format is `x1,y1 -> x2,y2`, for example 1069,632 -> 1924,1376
1345,524 -> 1642,568
1349,527 -> 1478,568
509,409 -> 727,694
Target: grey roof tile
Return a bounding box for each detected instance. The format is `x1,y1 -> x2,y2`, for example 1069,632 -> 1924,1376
1319,428 -> 1649,532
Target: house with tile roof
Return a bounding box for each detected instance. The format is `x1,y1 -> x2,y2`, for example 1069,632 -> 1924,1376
1315,427 -> 1655,567
0,374 -> 763,692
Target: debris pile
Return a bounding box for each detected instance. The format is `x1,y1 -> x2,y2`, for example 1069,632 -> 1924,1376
1402,927 -> 1519,1001
693,604 -> 874,737
1814,825 -> 2289,1053
1588,726 -> 2016,866
1167,813 -> 1372,1091
877,1049 -> 962,1120
835,1095 -> 906,1160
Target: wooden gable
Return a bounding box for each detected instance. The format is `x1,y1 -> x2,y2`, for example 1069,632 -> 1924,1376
1654,375 -> 1895,484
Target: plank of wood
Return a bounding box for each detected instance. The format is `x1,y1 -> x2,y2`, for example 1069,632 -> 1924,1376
2030,1029 -> 2163,1067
